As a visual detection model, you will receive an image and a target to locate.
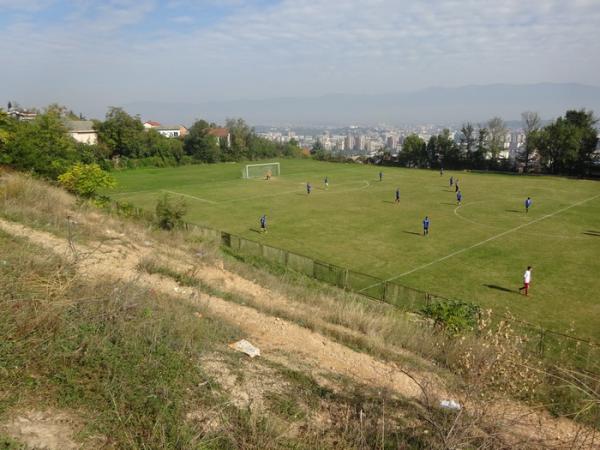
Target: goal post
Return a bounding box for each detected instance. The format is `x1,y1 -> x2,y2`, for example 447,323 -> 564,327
243,162 -> 281,179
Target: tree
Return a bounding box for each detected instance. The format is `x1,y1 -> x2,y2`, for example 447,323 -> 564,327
474,126 -> 488,168
1,111 -> 78,178
399,134 -> 427,167
436,129 -> 460,168
460,123 -> 476,165
487,117 -> 508,164
155,194 -> 187,230
0,109 -> 15,153
536,109 -> 598,175
95,107 -> 145,158
520,111 -> 541,172
311,141 -> 327,160
225,118 -> 252,161
58,163 -> 116,198
183,120 -> 220,162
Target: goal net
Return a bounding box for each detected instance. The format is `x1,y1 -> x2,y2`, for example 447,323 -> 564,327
243,162 -> 281,179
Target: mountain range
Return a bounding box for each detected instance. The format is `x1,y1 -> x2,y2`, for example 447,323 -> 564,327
123,83 -> 600,127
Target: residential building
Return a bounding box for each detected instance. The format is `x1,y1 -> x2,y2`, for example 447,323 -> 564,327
208,127 -> 231,147
65,120 -> 97,145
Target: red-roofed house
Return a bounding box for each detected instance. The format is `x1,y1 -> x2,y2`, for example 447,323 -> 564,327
143,121 -> 162,129
208,127 -> 231,148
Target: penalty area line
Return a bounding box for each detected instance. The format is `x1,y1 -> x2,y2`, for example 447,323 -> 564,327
359,193 -> 600,293
161,190 -> 219,205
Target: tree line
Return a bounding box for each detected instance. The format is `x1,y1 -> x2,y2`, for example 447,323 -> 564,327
378,110 -> 599,176
0,105 -> 303,180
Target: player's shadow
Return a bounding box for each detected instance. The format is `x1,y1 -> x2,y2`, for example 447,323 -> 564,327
505,209 -> 522,213
382,200 -> 396,204
440,202 -> 456,206
583,230 -> 600,237
402,231 -> 421,236
249,228 -> 262,234
484,284 -> 516,294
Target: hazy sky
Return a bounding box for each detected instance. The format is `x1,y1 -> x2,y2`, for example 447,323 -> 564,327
2,0 -> 600,118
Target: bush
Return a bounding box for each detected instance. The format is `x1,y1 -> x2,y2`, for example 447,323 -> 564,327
58,163 -> 116,198
421,300 -> 480,333
155,194 -> 187,230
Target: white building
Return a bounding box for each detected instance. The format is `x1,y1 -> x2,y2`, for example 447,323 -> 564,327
65,120 -> 97,145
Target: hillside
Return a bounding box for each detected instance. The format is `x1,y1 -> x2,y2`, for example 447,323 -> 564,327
0,170 -> 598,449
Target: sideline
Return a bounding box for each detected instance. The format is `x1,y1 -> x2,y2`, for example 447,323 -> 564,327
359,193 -> 600,292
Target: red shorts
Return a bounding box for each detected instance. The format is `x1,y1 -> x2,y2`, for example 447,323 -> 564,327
524,283 -> 529,289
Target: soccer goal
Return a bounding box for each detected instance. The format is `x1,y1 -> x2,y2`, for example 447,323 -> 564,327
242,162 -> 281,179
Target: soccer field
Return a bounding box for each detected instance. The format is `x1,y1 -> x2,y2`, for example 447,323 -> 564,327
109,159 -> 600,341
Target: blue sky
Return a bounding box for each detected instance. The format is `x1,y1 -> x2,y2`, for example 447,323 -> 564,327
1,0 -> 599,119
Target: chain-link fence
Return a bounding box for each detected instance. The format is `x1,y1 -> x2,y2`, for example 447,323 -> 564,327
110,200 -> 600,373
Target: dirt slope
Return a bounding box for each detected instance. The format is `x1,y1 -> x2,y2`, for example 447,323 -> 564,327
0,217 -> 596,449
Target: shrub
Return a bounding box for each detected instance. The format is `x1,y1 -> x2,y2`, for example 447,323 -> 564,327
58,163 -> 116,198
421,300 -> 480,333
155,194 -> 187,230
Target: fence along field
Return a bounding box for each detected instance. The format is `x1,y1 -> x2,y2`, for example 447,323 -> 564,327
109,159 -> 600,344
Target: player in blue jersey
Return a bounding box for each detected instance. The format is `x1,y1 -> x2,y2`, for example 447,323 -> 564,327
395,187 -> 400,203
449,176 -> 454,188
456,190 -> 462,205
379,171 -> 383,182
307,182 -> 312,195
423,216 -> 430,236
260,214 -> 267,233
525,197 -> 532,214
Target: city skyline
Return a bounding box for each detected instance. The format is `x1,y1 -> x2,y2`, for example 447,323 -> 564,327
2,0 -> 600,122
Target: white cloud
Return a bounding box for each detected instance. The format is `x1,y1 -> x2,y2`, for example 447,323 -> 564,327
2,0 -> 599,113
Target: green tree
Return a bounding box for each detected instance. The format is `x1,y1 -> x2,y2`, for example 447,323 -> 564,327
183,120 -> 220,162
399,134 -> 427,167
225,118 -> 252,161
487,117 -> 508,164
0,109 -> 15,153
460,123 -> 476,165
2,111 -> 78,178
58,163 -> 116,198
155,194 -> 187,230
474,126 -> 489,168
536,110 -> 598,175
520,111 -> 541,172
95,107 -> 145,158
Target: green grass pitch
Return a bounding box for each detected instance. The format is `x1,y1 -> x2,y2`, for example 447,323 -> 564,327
108,159 -> 600,341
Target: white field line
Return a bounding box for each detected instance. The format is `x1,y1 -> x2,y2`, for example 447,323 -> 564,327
161,190 -> 219,204
218,179 -> 371,204
359,193 -> 600,293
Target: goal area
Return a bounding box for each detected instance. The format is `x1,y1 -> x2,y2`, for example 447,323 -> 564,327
242,162 -> 281,179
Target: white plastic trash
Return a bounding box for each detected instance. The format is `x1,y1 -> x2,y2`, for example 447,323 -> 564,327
229,339 -> 261,358
440,399 -> 461,411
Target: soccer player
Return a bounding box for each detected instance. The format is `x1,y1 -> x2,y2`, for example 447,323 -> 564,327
260,214 -> 267,233
379,171 -> 383,182
440,167 -> 444,176
395,187 -> 400,203
519,266 -> 532,296
265,170 -> 272,181
456,190 -> 462,205
307,182 -> 312,195
449,176 -> 453,187
455,179 -> 459,193
423,216 -> 430,236
324,176 -> 329,189
525,197 -> 532,214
